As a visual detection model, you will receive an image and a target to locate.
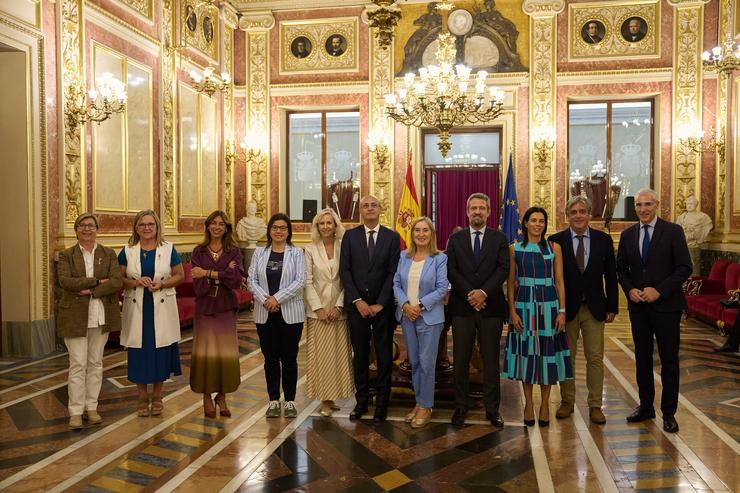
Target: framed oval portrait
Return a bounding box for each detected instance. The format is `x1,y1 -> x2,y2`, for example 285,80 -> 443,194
203,16 -> 214,43
290,36 -> 312,59
325,34 -> 346,57
621,16 -> 647,43
185,5 -> 197,32
581,19 -> 605,44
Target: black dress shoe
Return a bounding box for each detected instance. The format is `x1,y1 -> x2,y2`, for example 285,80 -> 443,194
349,405 -> 367,421
486,411 -> 505,428
451,408 -> 467,427
715,343 -> 739,353
663,415 -> 679,433
626,407 -> 655,423
373,406 -> 387,422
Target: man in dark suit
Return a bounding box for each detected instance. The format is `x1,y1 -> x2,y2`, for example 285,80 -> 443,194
340,195 -> 401,421
446,193 -> 509,427
617,188 -> 692,433
550,196 -> 618,424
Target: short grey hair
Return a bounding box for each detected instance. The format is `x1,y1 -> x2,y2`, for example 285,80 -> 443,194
466,192 -> 491,210
74,212 -> 99,230
635,188 -> 659,203
565,195 -> 592,215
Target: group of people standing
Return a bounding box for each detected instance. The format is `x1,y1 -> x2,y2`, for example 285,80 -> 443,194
58,185 -> 691,435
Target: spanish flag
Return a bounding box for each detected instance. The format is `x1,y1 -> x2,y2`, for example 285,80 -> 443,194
395,151 -> 421,250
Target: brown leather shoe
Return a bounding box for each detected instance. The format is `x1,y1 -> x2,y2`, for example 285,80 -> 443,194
589,407 -> 606,424
556,402 -> 574,419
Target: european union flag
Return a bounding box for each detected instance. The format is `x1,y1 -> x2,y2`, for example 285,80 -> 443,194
499,154 -> 523,245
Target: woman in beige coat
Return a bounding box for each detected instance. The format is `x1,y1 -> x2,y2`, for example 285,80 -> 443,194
304,208 -> 354,416
57,213 -> 122,429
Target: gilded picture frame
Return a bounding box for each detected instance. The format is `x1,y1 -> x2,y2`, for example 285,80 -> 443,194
181,0 -> 219,61
568,0 -> 660,61
280,18 -> 359,74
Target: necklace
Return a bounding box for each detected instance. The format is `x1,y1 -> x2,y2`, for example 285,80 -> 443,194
208,246 -> 223,261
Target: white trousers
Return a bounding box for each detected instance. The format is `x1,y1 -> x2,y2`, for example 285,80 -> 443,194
64,327 -> 109,416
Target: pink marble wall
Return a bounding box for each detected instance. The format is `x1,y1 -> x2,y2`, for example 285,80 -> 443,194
556,0 -> 673,73
700,79 -> 717,223
269,8 -> 369,85
86,0 -> 160,40
269,93 -> 370,222
85,21 -> 161,233
555,81 -> 673,231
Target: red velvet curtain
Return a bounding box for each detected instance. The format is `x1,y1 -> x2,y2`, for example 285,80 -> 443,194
427,168 -> 501,250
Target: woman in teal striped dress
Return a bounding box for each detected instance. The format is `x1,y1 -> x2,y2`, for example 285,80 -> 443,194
503,207 -> 572,427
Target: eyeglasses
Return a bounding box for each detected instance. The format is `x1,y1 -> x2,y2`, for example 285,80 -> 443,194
77,224 -> 97,230
271,225 -> 289,232
361,203 -> 380,209
137,222 -> 156,229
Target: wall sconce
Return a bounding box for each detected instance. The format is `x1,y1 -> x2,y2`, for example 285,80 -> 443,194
702,37 -> 740,78
366,0 -> 402,50
66,72 -> 127,126
366,130 -> 390,171
678,126 -> 725,155
190,66 -> 230,97
532,126 -> 555,165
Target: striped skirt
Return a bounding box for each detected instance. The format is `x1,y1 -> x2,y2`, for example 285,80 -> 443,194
305,318 -> 354,401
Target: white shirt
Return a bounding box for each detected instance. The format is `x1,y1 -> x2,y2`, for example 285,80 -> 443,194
364,224 -> 380,247
80,244 -> 105,328
469,226 -> 486,250
406,260 -> 425,306
638,216 -> 658,247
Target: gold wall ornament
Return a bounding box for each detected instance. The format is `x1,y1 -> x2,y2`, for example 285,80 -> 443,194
679,126 -> 726,155
524,0 -> 563,215
703,37 -> 740,77
669,0 -> 708,215
365,0 -> 402,50
65,73 -> 127,125
222,4 -> 237,219
279,18 -> 358,74
61,0 -> 85,226
161,0 -> 177,227
189,65 -> 230,97
119,0 -> 152,19
384,2 -> 505,158
568,0 -> 660,61
181,0 -> 219,61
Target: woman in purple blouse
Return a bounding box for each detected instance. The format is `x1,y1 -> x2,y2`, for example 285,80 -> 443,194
190,210 -> 244,417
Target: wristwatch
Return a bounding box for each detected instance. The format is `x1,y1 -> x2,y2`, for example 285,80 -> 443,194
558,308 -> 566,313
419,302 -> 427,311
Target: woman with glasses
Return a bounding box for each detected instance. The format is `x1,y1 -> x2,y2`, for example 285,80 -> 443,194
119,210 -> 184,417
393,217 -> 448,428
189,211 -> 244,418
248,213 -> 306,418
57,213 -> 123,429
304,208 -> 353,417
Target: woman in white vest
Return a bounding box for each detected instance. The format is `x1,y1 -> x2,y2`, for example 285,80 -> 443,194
119,210 -> 184,417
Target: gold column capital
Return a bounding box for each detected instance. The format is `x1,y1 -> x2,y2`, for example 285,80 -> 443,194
522,0 -> 565,17
221,3 -> 239,29
238,11 -> 275,32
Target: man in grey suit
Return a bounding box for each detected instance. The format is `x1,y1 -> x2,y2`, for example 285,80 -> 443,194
446,193 -> 509,427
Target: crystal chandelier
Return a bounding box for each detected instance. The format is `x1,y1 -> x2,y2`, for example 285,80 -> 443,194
66,72 -> 127,125
383,0 -> 504,157
702,37 -> 740,77
190,66 -> 231,97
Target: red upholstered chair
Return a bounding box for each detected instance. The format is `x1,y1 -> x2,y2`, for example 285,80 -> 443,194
175,263 -> 196,327
685,260 -> 732,316
687,263 -> 740,326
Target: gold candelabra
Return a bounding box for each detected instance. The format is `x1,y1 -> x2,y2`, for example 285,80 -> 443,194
190,66 -> 230,97
65,73 -> 127,126
366,0 -> 402,50
383,0 -> 504,157
703,37 -> 740,77
679,126 -> 725,155
366,130 -> 390,171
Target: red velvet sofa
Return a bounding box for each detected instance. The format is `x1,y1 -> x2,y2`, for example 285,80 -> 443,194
685,261 -> 740,328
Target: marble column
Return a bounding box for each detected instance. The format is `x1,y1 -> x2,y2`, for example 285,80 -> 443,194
222,4 -> 237,220
160,0 -> 177,229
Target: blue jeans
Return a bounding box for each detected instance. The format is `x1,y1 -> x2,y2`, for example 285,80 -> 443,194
401,317 -> 444,408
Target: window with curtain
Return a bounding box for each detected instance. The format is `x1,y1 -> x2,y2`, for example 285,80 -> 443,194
287,110 -> 360,222
567,100 -> 654,220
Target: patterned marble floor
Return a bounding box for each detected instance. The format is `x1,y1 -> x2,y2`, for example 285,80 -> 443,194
0,310 -> 737,493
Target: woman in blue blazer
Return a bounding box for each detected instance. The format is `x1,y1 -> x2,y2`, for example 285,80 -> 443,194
248,213 -> 306,419
393,217 -> 448,428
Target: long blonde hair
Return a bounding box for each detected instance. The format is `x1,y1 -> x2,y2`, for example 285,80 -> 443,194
405,216 -> 439,257
127,209 -> 165,246
310,208 -> 345,243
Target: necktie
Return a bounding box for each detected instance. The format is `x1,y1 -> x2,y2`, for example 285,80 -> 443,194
576,235 -> 585,273
473,231 -> 481,263
368,230 -> 376,261
641,224 -> 650,263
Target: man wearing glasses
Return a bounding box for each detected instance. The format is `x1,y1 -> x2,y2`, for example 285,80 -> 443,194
340,196 -> 401,421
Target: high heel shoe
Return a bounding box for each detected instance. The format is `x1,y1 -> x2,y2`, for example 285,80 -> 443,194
203,394 -> 216,419
524,404 -> 535,427
405,405 -> 420,423
411,408 -> 432,429
215,393 -> 231,417
538,419 -> 550,427
319,401 -> 333,417
538,403 -> 550,427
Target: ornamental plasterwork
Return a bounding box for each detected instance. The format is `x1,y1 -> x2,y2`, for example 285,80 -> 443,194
222,5 -> 236,219
568,0 -> 659,61
244,15 -> 271,219
715,0 -> 733,229
61,0 -> 84,226
368,24 -> 394,225
161,0 -> 176,227
181,0 -> 219,61
522,0 -> 565,16
118,0 -> 152,19
279,18 -> 358,74
671,4 -> 705,214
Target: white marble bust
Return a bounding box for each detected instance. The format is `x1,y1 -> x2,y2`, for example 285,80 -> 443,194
676,196 -> 713,248
236,200 -> 267,247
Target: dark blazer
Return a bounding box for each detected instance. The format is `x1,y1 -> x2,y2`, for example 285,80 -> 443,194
446,227 -> 509,317
340,225 -> 401,308
617,218 -> 692,312
549,227 -> 618,322
56,243 -> 123,337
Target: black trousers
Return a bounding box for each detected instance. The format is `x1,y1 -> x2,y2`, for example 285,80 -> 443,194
452,314 -> 504,413
256,312 -> 303,401
347,306 -> 394,407
727,311 -> 740,349
629,307 -> 681,415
